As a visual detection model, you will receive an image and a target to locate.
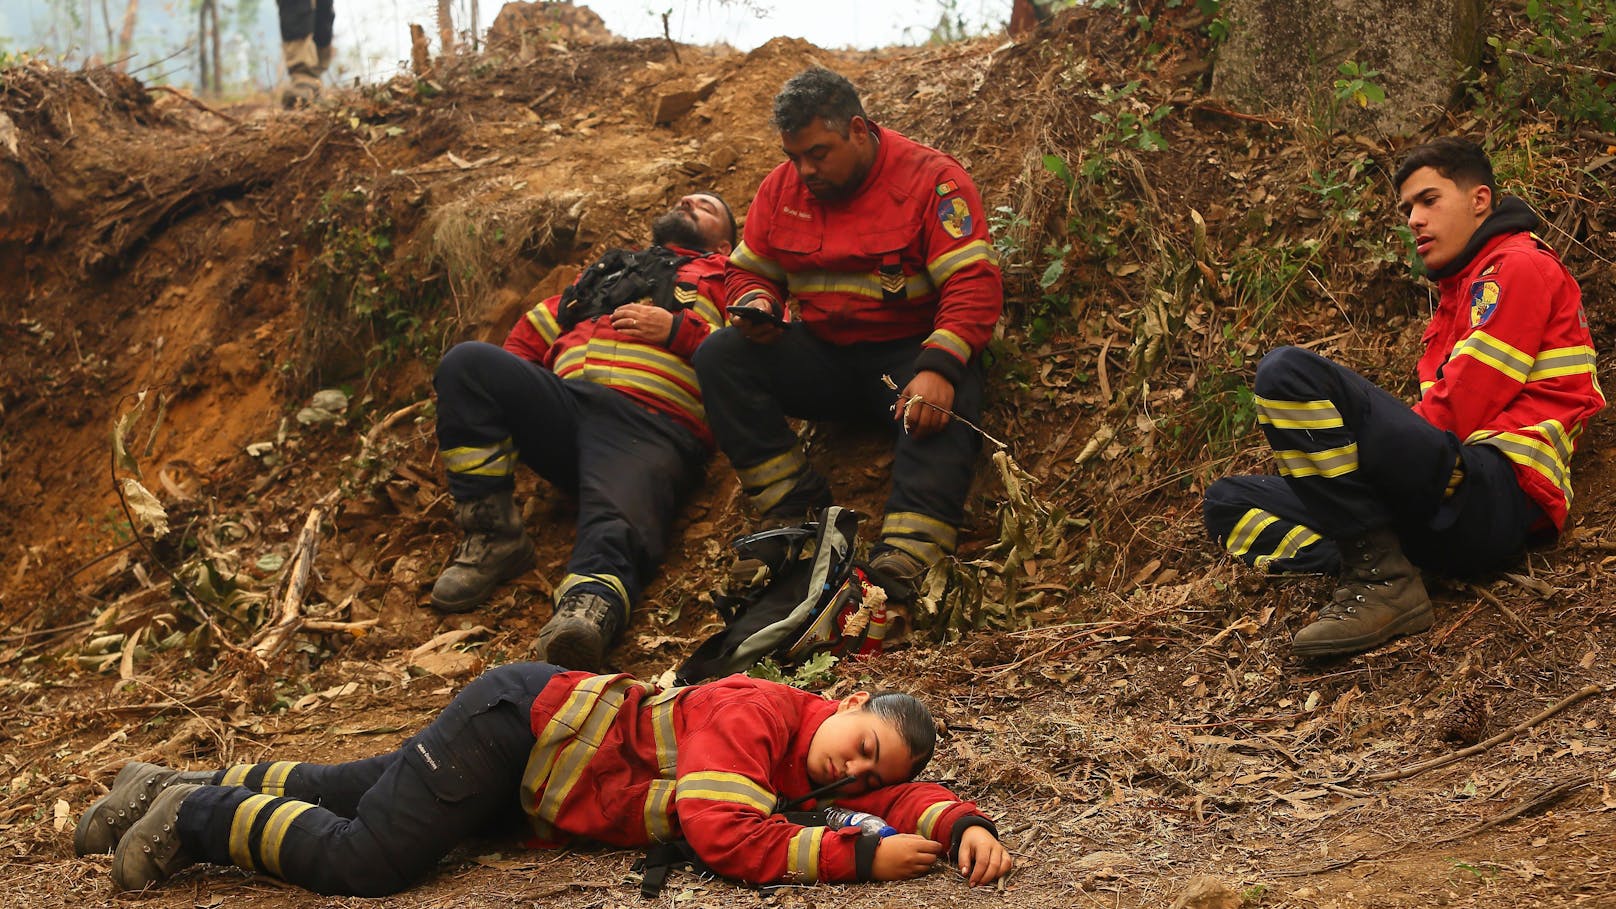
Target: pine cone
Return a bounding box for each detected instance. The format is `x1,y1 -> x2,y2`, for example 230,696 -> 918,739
1433,690 -> 1490,745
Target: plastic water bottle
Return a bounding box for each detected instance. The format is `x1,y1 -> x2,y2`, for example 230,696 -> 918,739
823,806 -> 897,837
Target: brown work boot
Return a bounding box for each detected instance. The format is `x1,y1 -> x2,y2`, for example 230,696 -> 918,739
866,547 -> 930,606
111,784 -> 202,891
75,762 -> 216,856
1292,527 -> 1433,658
430,491 -> 536,613
532,591 -> 626,672
279,38 -> 322,108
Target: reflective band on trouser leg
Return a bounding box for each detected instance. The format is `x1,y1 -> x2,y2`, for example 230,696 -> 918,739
735,447 -> 812,515
217,761 -> 301,796
878,511 -> 957,567
441,437 -> 518,479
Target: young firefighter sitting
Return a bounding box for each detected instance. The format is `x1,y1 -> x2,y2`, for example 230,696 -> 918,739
75,663 -> 1013,895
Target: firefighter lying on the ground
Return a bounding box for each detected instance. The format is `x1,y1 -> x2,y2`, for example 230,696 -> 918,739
75,663 -> 1013,895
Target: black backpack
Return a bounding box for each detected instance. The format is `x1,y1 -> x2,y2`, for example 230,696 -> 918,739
675,506 -> 896,685
556,246 -> 694,330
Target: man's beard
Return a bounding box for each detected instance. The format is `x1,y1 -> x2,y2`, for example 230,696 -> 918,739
650,210 -> 708,251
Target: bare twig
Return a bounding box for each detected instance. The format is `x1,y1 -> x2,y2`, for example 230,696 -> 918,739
1364,684 -> 1606,783
248,506 -> 324,660
661,12 -> 682,64
147,85 -> 240,125
1505,47 -> 1616,80
1468,583 -> 1532,636
1431,775 -> 1596,845
880,374 -> 1009,450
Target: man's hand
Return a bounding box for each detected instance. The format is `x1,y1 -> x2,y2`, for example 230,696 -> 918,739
870,834 -> 945,881
728,300 -> 786,345
894,370 -> 955,439
957,826 -> 1013,886
610,302 -> 673,345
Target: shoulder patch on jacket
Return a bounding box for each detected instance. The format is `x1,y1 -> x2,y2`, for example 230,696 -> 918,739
935,179 -> 958,196
1469,279 -> 1501,327
937,196 -> 972,239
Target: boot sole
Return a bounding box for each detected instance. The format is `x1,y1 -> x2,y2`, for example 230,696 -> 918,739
533,623 -> 606,673
429,545 -> 536,613
1292,602 -> 1435,658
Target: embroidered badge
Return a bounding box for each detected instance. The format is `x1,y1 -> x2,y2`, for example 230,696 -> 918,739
1479,263 -> 1498,277
935,179 -> 958,196
937,197 -> 972,239
1469,279 -> 1500,327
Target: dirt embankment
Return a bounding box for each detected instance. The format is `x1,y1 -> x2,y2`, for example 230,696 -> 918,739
2,3 -> 1614,907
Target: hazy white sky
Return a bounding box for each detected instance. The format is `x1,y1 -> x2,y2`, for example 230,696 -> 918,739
354,1 -> 1007,72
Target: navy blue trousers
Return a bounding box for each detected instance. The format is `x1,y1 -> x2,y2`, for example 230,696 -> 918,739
433,341 -> 708,609
276,0 -> 334,46
176,663 -> 558,896
1203,346 -> 1539,576
692,327 -> 982,561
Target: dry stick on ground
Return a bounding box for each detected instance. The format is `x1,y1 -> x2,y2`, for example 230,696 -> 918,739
1431,774 -> 1597,845
248,506 -> 324,661
1364,683 -> 1606,783
1468,582 -> 1533,635
146,84 -> 240,125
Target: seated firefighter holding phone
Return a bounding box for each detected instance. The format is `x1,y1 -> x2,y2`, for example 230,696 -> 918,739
76,664 -> 1013,896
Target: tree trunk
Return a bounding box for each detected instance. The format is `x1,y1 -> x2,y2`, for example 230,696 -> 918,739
438,0 -> 456,55
116,0 -> 139,72
1210,0 -> 1486,137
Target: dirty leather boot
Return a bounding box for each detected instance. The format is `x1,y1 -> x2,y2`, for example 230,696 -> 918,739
1292,527 -> 1433,658
430,491 -> 535,613
111,783 -> 203,891
866,546 -> 931,606
725,513 -> 803,596
532,591 -> 625,672
75,762 -> 216,856
279,38 -> 322,108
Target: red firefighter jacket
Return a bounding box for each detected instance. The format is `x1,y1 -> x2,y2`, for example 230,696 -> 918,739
1413,230 -> 1603,530
504,246 -> 726,447
726,125 -> 1003,386
519,672 -> 993,885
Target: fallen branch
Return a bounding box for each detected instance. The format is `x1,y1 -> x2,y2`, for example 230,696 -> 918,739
1468,583 -> 1532,636
1364,684 -> 1606,783
248,506 -> 324,660
881,375 -> 1009,450
147,84 -> 241,125
1431,775 -> 1595,845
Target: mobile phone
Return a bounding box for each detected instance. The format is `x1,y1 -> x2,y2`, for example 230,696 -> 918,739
726,304 -> 786,327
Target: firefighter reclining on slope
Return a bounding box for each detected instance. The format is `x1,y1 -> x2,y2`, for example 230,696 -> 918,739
75,664 -> 1013,895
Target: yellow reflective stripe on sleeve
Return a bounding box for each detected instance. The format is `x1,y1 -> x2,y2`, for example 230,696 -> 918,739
1224,508 -> 1279,558
555,573 -> 629,609
731,242 -> 788,283
1419,380 -> 1435,397
221,765 -> 253,788
228,794 -> 277,871
1254,524 -> 1324,569
261,762 -> 298,797
525,303 -> 563,346
924,329 -> 972,362
1528,345 -> 1598,381
917,800 -> 959,840
674,771 -> 776,815
643,779 -> 677,842
786,827 -> 824,882
1273,443 -> 1358,478
259,800 -> 316,878
442,439 -> 517,478
1254,397 -> 1345,430
926,238 -> 995,286
1450,330 -> 1533,383
691,293 -> 725,329
879,511 -> 958,551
